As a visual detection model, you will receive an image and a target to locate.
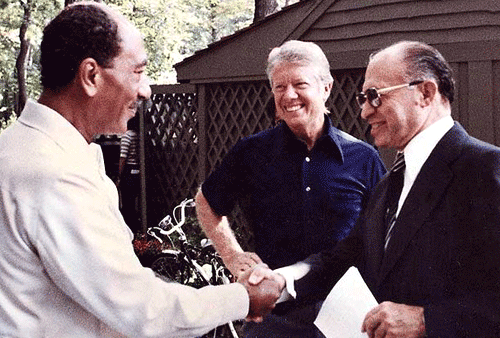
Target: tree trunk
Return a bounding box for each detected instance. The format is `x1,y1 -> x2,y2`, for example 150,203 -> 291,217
65,0 -> 101,5
254,0 -> 278,23
15,0 -> 31,115
209,0 -> 217,43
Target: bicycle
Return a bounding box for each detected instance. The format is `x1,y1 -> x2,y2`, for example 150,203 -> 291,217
147,198 -> 240,338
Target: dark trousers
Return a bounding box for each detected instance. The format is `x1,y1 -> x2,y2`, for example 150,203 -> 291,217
120,171 -> 140,233
243,301 -> 326,338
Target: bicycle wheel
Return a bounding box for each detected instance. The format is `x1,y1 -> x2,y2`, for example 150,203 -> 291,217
150,254 -> 186,283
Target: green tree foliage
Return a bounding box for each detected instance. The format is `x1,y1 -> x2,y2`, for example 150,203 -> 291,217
0,0 -> 61,126
108,0 -> 254,83
0,0 -> 296,127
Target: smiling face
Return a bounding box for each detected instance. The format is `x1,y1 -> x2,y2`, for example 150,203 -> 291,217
95,19 -> 151,135
360,48 -> 428,151
271,62 -> 332,138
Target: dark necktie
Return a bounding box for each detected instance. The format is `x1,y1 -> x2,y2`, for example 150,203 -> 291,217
384,152 -> 405,250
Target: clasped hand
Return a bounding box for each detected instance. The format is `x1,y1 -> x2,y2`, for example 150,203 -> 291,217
237,263 -> 286,322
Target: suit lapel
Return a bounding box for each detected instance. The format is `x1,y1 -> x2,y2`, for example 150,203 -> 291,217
364,174 -> 391,279
378,123 -> 467,284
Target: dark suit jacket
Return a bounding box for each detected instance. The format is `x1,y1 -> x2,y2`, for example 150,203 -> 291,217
295,123 -> 500,337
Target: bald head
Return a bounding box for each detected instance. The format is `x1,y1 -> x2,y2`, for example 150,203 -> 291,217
370,41 -> 455,104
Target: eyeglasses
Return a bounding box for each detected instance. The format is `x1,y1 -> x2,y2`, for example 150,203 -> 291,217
356,80 -> 423,108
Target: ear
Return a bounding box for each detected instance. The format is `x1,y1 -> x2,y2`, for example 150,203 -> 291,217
78,58 -> 101,97
418,80 -> 438,108
323,81 -> 333,102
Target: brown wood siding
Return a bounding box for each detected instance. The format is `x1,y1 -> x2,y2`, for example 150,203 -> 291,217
494,61 -> 500,145
175,2 -> 315,83
450,59 -> 500,145
304,0 -> 500,53
173,0 -> 500,150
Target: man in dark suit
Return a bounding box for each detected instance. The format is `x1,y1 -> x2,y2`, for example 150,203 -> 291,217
260,40 -> 500,337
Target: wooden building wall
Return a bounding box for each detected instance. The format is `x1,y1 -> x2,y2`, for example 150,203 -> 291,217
300,0 -> 500,146
142,0 -> 500,227
175,0 -> 500,160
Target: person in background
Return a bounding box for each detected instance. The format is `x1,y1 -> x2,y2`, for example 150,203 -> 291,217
118,115 -> 141,232
0,2 -> 281,337
270,40 -> 500,337
195,40 -> 386,338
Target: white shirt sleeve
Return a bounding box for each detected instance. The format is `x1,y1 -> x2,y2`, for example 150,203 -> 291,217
34,146 -> 249,337
0,101 -> 250,337
274,261 -> 311,302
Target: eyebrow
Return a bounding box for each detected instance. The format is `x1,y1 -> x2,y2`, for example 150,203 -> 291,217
137,59 -> 148,68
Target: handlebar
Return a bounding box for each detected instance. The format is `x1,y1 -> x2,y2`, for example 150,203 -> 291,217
147,198 -> 195,245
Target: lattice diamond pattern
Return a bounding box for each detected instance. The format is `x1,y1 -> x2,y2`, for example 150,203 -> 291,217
144,90 -> 199,224
205,82 -> 274,173
142,70 -> 372,226
328,69 -> 372,142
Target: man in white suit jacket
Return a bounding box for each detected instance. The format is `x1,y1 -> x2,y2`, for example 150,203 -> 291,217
0,2 -> 280,337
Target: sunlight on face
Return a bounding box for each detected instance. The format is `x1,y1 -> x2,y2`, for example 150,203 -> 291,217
96,19 -> 151,136
361,48 -> 428,151
271,62 -> 331,136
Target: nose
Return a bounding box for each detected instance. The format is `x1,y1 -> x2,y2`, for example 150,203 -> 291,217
360,103 -> 374,120
283,85 -> 298,99
139,76 -> 152,101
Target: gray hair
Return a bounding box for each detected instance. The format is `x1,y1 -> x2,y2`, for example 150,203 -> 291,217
266,40 -> 333,86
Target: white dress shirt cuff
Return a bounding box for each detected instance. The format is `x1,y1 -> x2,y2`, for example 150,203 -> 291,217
274,261 -> 311,303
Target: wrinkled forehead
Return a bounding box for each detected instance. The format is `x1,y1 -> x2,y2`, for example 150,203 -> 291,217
365,49 -> 406,87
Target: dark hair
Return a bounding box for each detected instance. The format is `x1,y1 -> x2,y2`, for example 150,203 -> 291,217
40,3 -> 121,90
371,41 -> 455,104
127,114 -> 139,131
403,41 -> 455,104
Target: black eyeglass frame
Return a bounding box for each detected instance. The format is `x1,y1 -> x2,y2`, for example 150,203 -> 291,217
356,80 -> 424,108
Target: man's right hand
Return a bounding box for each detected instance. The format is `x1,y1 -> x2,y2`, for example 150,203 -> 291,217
238,264 -> 283,322
225,251 -> 263,279
195,190 -> 264,279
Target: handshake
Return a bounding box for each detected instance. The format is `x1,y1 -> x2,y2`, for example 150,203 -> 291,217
232,254 -> 286,322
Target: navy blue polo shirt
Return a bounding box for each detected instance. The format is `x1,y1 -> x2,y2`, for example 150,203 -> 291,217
202,116 -> 386,269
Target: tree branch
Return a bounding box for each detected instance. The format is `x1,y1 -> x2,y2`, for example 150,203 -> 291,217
15,0 -> 31,115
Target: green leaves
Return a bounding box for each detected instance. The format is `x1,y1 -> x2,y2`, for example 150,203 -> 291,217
0,0 -> 61,126
0,0 -> 288,125
108,0 -> 253,84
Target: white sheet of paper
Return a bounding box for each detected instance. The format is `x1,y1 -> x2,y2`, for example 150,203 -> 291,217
314,267 -> 378,338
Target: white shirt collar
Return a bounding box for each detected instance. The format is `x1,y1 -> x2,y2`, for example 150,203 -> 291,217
20,99 -> 90,151
396,115 -> 454,214
19,99 -> 104,172
404,115 -> 454,180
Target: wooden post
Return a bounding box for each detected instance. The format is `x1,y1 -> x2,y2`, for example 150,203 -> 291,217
197,84 -> 207,183
138,102 -> 147,233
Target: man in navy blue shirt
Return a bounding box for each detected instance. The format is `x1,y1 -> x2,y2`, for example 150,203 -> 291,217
195,40 -> 386,338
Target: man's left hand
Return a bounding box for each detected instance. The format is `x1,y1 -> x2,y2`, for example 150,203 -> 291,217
361,301 -> 425,338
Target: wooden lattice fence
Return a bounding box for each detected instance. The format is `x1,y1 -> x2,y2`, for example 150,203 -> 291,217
142,69 -> 371,235
144,84 -> 199,228
202,82 -> 276,174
